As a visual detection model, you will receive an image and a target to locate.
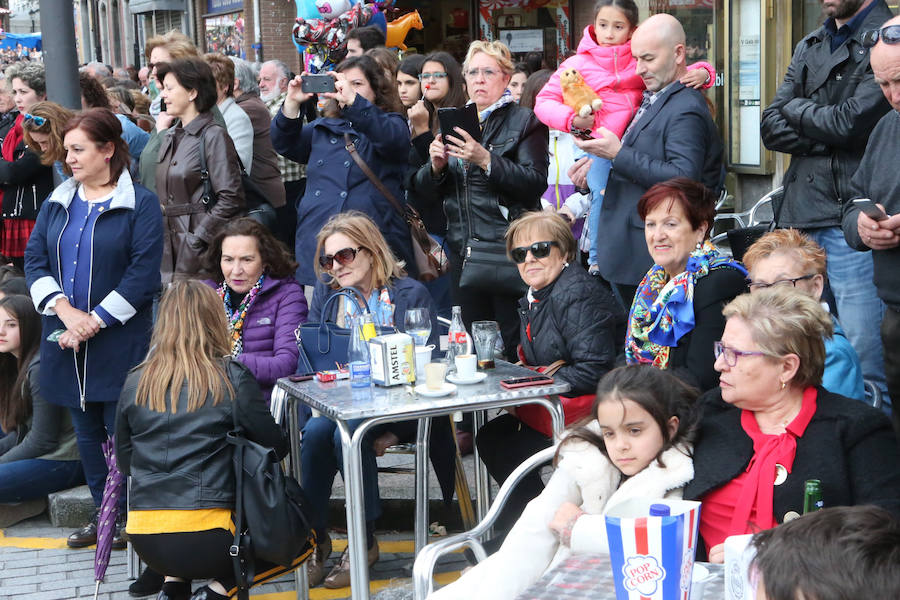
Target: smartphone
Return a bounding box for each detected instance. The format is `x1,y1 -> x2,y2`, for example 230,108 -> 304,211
159,98 -> 167,113
437,105 -> 482,143
288,373 -> 315,382
499,375 -> 555,389
853,198 -> 889,221
301,74 -> 336,94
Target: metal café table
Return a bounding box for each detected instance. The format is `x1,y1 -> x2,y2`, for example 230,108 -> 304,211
275,360 -> 570,600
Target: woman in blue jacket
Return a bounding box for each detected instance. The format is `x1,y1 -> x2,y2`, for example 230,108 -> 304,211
24,108 -> 163,549
270,54 -> 417,286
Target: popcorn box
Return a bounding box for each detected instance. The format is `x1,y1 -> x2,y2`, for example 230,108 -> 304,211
605,498 -> 702,600
724,534 -> 757,600
369,333 -> 415,386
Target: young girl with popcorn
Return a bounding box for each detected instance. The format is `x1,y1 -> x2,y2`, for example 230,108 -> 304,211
429,365 -> 698,600
534,0 -> 713,275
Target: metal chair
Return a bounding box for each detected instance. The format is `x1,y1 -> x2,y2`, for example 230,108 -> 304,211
864,379 -> 883,410
412,446 -> 556,600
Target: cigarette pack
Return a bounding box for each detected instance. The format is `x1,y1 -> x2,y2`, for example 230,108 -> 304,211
369,333 -> 416,386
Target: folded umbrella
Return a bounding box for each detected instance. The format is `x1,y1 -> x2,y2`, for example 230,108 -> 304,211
93,436 -> 124,600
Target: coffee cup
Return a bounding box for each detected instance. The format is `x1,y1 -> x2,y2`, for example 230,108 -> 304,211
454,353 -> 477,380
415,344 -> 434,381
424,362 -> 447,391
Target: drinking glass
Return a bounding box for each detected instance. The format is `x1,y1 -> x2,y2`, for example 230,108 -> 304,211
404,307 -> 431,346
472,320 -> 501,369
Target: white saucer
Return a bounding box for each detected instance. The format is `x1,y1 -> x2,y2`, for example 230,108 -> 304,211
447,372 -> 488,385
414,382 -> 457,397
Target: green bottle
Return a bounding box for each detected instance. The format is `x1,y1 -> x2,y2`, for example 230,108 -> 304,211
803,479 -> 824,514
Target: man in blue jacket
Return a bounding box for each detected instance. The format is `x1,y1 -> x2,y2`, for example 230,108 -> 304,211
573,14 -> 723,304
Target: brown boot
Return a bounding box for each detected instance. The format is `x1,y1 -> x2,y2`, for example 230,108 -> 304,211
323,537 -> 379,589
306,531 -> 332,587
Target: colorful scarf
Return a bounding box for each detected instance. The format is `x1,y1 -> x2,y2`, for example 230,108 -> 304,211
344,287 -> 395,328
218,274 -> 265,357
625,240 -> 747,369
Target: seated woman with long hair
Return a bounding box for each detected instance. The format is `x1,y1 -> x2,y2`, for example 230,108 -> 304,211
117,280 -> 313,600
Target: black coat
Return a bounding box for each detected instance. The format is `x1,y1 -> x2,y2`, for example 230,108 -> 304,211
667,266 -> 748,392
685,386 -> 900,555
0,137 -> 53,221
597,83 -> 724,286
760,0 -> 894,229
116,359 -> 289,511
412,102 -> 549,257
518,263 -> 625,395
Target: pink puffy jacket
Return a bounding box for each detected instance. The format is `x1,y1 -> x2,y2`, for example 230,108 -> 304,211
535,26 -> 714,138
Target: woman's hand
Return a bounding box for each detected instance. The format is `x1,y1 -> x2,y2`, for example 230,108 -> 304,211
283,73 -> 313,118
445,127 -> 491,172
408,100 -> 430,136
57,330 -> 82,352
55,299 -> 101,341
680,68 -> 711,90
429,133 -> 449,174
548,501 -> 585,546
155,111 -> 175,132
572,114 -> 594,131
558,205 -> 576,223
323,71 -> 356,108
707,543 -> 725,564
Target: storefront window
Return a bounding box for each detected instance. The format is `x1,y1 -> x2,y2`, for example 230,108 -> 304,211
394,0 -> 472,63
204,11 -> 245,57
478,0 -> 572,67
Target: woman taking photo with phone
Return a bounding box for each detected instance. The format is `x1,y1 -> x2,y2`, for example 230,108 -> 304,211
271,55 -> 416,287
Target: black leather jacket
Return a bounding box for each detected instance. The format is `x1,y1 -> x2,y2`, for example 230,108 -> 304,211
411,102 -> 549,256
760,0 -> 893,229
116,359 -> 288,511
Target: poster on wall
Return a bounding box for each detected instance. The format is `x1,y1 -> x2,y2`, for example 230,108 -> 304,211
499,29 -> 543,53
205,12 -> 245,57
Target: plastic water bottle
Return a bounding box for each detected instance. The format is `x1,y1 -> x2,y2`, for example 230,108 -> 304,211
349,315 -> 372,388
446,306 -> 468,374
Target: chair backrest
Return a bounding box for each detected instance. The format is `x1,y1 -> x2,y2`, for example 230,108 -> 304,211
863,379 -> 883,410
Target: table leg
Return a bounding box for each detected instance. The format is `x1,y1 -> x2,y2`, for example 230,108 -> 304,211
338,420 -> 371,600
287,399 -> 309,600
472,410 -> 491,524
414,417 -> 431,554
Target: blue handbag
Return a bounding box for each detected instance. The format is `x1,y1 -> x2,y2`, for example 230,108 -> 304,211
294,287 -> 394,376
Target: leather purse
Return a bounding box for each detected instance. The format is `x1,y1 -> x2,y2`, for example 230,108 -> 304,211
294,287 -> 394,375
459,238 -> 527,297
344,133 -> 449,282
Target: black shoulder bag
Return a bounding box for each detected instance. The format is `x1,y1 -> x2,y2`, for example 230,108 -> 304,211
228,384 -> 315,600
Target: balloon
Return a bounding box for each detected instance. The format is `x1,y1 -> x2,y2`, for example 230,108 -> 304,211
295,0 -> 323,21
316,0 -> 354,19
386,10 -> 424,51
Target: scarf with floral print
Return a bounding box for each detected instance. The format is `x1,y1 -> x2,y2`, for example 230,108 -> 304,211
218,274 -> 265,357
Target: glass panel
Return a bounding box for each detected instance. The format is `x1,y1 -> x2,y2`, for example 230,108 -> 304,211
204,11 -> 244,58
393,0 -> 472,63
728,0 -> 762,167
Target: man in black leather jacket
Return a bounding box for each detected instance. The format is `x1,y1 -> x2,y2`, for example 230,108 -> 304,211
760,0 -> 894,404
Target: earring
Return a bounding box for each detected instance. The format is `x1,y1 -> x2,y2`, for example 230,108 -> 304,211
780,381 -> 786,391
695,241 -> 702,251
104,156 -> 110,163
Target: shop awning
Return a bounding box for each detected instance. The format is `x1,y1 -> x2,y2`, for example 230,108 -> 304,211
129,0 -> 187,14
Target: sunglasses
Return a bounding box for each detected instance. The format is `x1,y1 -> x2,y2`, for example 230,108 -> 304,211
23,113 -> 46,127
510,241 -> 558,264
418,72 -> 448,82
318,246 -> 362,270
862,24 -> 900,48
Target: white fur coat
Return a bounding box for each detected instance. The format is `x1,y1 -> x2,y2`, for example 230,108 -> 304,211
429,426 -> 694,600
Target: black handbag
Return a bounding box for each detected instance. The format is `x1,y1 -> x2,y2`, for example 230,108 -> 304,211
198,130 -> 278,232
459,238 -> 527,296
228,391 -> 315,600
294,287 -> 394,375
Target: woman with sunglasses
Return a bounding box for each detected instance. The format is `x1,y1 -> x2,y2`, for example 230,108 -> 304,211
21,101 -> 75,181
626,178 -> 747,392
475,210 -> 624,545
410,41 -> 549,357
0,62 -> 53,269
302,211 -> 457,588
684,287 -> 900,563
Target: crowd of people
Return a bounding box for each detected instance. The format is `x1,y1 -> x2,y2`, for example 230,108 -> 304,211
0,1 -> 897,599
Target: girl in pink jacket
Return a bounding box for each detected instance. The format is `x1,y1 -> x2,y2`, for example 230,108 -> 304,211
535,0 -> 713,272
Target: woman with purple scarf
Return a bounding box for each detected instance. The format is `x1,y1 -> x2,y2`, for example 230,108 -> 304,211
625,177 -> 747,392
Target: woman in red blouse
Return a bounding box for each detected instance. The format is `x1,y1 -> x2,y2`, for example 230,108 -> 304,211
684,287 -> 900,562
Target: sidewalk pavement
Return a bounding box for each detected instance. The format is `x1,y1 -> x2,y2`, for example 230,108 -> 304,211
0,451 -> 483,599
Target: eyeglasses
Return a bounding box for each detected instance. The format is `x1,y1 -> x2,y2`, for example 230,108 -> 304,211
713,341 -> 771,367
418,72 -> 448,82
862,24 -> 900,48
465,68 -> 502,80
23,113 -> 46,127
747,274 -> 817,292
318,247 -> 362,270
510,241 -> 558,264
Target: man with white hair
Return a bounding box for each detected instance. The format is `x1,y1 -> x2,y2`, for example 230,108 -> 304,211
82,61 -> 111,79
259,59 -> 307,247
842,14 -> 900,436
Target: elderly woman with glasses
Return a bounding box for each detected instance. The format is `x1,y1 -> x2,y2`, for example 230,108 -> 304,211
410,40 -> 549,357
684,288 -> 900,563
476,211 -> 625,544
744,229 -> 865,402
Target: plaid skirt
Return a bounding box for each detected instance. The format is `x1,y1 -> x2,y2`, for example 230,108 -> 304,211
1,218 -> 36,258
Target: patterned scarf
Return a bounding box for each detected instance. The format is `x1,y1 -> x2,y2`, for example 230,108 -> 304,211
344,287 -> 395,328
470,88 -> 514,124
625,240 -> 746,369
218,274 -> 265,357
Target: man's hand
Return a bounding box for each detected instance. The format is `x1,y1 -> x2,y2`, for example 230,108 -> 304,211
568,156 -> 592,190
857,206 -> 900,250
573,127 -> 622,160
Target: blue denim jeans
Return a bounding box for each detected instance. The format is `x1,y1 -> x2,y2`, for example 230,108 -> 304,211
586,156 -> 612,267
69,402 -> 121,508
300,416 -> 383,532
0,458 -> 85,502
805,227 -> 890,409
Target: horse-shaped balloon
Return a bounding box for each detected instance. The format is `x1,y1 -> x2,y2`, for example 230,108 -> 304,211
385,10 -> 424,51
